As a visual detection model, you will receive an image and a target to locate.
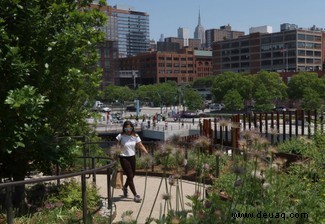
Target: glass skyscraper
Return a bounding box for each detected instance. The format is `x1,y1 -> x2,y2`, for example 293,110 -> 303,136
92,3 -> 150,87
104,5 -> 150,58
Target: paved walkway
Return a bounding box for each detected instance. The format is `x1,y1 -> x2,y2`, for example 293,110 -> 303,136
95,174 -> 206,224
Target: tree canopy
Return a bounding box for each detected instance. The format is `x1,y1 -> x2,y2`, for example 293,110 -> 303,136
287,72 -> 325,111
0,0 -> 106,181
211,72 -> 253,103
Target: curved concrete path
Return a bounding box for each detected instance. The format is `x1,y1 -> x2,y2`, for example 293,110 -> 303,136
95,174 -> 207,223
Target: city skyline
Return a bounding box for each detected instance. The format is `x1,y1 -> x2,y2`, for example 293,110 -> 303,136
106,0 -> 325,41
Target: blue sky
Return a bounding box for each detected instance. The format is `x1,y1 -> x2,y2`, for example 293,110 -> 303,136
106,0 -> 325,41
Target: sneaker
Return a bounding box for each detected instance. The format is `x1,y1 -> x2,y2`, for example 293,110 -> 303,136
122,187 -> 128,197
134,195 -> 141,203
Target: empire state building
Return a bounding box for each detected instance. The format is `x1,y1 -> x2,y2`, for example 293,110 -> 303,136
194,9 -> 205,47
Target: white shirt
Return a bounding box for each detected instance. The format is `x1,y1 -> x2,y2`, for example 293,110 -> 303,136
116,133 -> 141,157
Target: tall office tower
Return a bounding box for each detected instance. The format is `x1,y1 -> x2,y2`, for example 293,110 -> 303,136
91,3 -> 150,87
194,9 -> 205,45
103,5 -> 150,58
178,27 -> 190,47
159,34 -> 164,42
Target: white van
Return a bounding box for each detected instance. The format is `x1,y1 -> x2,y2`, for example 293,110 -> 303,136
210,103 -> 224,111
93,101 -> 103,110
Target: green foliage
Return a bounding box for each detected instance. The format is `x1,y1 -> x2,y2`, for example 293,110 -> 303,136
136,82 -> 179,107
0,0 -> 105,181
102,85 -> 135,103
287,72 -> 325,100
223,89 -> 244,111
48,180 -> 100,209
182,87 -> 204,111
252,70 -> 287,101
277,136 -> 316,155
191,76 -> 215,88
251,71 -> 287,112
15,180 -> 105,223
301,87 -> 322,111
211,71 -> 253,102
185,133 -> 325,223
254,84 -> 275,112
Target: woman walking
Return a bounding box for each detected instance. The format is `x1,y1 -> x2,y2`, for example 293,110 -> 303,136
116,120 -> 148,202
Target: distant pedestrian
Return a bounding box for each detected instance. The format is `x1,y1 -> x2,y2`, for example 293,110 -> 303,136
116,121 -> 148,203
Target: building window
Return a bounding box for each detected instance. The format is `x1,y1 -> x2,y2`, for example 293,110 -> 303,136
261,52 -> 271,59
314,36 -> 321,41
298,42 -> 305,48
241,40 -> 249,46
261,37 -> 271,44
306,35 -> 314,41
241,62 -> 250,67
314,43 -> 321,49
298,58 -> 305,63
231,49 -> 240,54
241,55 -> 250,60
284,34 -> 296,41
261,60 -> 271,66
241,48 -> 249,53
261,45 -> 272,51
315,51 -> 321,57
298,50 -> 305,56
298,34 -> 305,40
272,35 -> 283,42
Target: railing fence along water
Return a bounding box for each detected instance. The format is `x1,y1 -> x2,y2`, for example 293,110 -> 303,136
201,110 -> 324,147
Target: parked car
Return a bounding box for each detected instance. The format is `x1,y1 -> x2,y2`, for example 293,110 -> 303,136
210,103 -> 224,111
275,106 -> 287,112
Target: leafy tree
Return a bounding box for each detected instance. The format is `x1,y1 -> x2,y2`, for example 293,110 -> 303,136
301,87 -> 322,111
287,72 -> 325,100
191,76 -> 215,88
254,84 -> 275,112
102,85 -> 134,103
183,87 -> 204,111
252,70 -> 287,102
211,72 -> 253,103
0,0 -> 106,208
136,82 -> 178,107
223,90 -> 244,111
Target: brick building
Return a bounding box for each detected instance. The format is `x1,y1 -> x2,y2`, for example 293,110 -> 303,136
212,26 -> 325,75
205,25 -> 245,49
118,48 -> 212,86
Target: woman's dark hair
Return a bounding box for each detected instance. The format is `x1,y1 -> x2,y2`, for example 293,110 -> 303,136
122,120 -> 136,135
